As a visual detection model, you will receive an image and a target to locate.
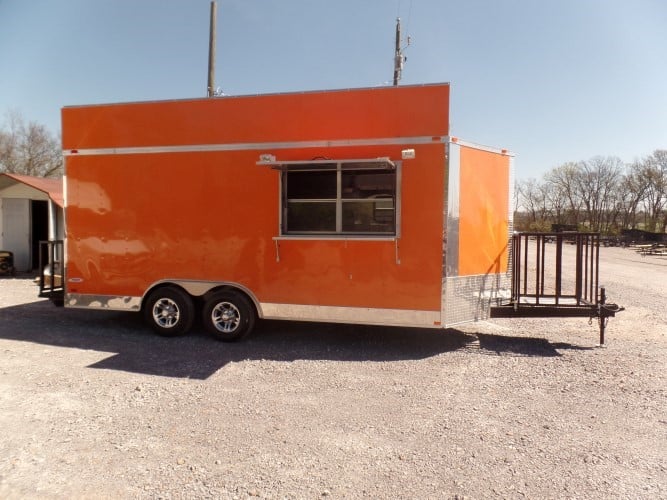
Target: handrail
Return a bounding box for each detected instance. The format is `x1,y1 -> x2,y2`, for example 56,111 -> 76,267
511,232 -> 600,307
38,240 -> 64,299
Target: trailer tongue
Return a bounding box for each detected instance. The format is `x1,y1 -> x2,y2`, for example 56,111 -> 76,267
490,232 -> 624,345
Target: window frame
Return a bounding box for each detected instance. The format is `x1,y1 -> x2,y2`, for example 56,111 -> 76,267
273,159 -> 401,238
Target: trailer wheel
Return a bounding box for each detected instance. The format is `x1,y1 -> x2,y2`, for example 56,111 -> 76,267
202,291 -> 255,341
143,287 -> 195,337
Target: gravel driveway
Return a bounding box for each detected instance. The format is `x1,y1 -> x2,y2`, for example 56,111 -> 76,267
0,246 -> 665,498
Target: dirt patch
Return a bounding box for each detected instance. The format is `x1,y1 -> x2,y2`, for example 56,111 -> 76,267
0,246 -> 665,498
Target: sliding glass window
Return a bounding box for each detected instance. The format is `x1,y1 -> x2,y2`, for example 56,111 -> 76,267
282,160 -> 398,236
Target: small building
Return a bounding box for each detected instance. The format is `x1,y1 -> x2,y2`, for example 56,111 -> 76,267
0,173 -> 64,272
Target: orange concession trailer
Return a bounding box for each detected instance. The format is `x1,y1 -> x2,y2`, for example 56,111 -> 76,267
48,83 -> 513,340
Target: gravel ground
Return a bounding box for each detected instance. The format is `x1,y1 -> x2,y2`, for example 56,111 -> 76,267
0,245 -> 665,499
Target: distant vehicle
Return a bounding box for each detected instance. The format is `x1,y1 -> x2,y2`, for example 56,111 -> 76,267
0,250 -> 15,275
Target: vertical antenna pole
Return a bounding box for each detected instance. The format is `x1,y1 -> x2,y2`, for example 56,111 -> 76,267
393,17 -> 402,86
207,1 -> 217,97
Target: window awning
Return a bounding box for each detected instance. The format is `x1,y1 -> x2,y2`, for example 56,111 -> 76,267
257,157 -> 396,171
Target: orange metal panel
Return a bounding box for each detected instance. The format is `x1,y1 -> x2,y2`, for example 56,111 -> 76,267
261,143 -> 446,310
457,146 -> 510,276
63,84 -> 452,315
62,84 -> 449,150
65,150 -> 278,297
65,139 -> 446,312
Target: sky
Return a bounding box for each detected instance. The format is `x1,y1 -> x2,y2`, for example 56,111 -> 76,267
0,0 -> 665,180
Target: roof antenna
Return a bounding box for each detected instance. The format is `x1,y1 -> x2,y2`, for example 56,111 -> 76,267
393,17 -> 410,86
207,1 -> 218,97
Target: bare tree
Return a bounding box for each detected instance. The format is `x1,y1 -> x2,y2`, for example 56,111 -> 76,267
514,151 -> 666,235
516,178 -> 550,230
575,156 -> 623,232
618,161 -> 649,230
641,149 -> 667,232
0,111 -> 62,178
543,174 -> 570,225
545,162 -> 584,226
603,183 -> 625,233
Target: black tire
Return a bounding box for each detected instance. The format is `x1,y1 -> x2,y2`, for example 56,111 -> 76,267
202,291 -> 255,342
143,286 -> 195,337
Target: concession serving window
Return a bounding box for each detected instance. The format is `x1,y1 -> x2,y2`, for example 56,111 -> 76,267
259,158 -> 400,237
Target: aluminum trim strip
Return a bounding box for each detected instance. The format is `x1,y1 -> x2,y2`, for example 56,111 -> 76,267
505,155 -> 516,282
64,294 -> 443,328
65,280 -> 264,316
395,160 -> 403,239
273,236 -> 397,242
66,293 -> 142,311
450,138 -> 515,157
441,142 -> 451,327
445,142 -> 460,277
63,136 -> 447,157
257,157 -> 396,169
260,303 -> 442,328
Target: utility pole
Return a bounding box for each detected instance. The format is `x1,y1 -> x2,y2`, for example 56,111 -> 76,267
393,17 -> 403,86
207,1 -> 217,97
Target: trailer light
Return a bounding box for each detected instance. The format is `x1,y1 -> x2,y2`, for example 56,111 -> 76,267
259,154 -> 276,163
401,149 -> 415,160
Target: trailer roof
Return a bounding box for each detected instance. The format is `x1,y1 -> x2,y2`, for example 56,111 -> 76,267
450,137 -> 515,157
61,83 -> 452,152
61,82 -> 451,109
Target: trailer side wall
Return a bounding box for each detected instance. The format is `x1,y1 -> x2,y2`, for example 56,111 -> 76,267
443,141 -> 513,326
62,84 -> 451,327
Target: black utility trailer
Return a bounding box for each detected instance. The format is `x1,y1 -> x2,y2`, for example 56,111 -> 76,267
490,232 -> 624,345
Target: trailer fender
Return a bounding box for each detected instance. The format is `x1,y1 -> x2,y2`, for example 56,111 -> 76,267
142,279 -> 263,318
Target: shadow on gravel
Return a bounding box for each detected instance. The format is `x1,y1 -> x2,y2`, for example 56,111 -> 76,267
0,300 -> 588,379
472,334 -> 594,357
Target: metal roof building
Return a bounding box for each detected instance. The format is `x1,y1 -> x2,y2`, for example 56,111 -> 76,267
0,173 -> 64,272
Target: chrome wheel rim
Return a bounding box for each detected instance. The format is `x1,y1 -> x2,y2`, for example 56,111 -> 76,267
211,302 -> 241,333
152,298 -> 180,328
